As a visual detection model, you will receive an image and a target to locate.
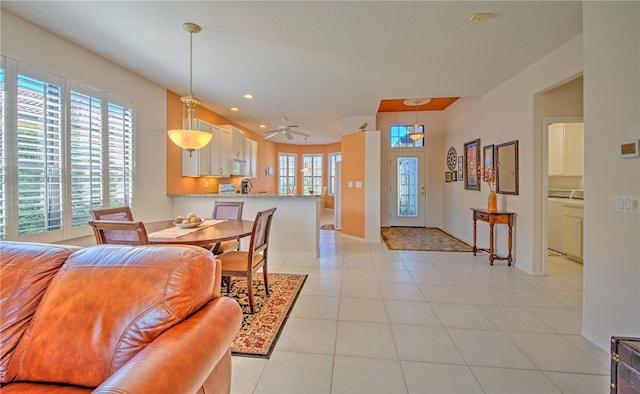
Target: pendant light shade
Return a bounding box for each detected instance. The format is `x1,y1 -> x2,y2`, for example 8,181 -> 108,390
403,98 -> 430,142
167,23 -> 212,156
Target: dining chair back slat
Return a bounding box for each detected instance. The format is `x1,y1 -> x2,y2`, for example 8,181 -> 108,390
210,201 -> 244,254
91,206 -> 134,221
89,220 -> 149,245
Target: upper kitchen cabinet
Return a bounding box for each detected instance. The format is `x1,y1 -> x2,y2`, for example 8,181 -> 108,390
548,122 -> 584,176
245,139 -> 258,178
182,122 -> 212,177
219,125 -> 245,161
182,122 -> 230,177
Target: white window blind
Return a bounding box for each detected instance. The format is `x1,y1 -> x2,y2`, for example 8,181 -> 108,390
16,72 -> 64,236
69,89 -> 103,227
278,153 -> 296,194
107,101 -> 133,208
0,56 -> 136,241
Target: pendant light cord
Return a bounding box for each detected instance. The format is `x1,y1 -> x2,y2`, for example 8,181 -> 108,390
189,30 -> 194,96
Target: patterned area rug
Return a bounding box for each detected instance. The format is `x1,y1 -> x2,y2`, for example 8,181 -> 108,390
381,227 -> 474,252
226,273 -> 306,358
320,223 -> 335,230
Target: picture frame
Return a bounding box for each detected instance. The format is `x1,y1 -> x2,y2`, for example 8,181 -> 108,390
452,171 -> 457,181
483,144 -> 494,171
457,156 -> 463,181
464,139 -> 481,191
495,140 -> 519,195
445,172 -> 452,182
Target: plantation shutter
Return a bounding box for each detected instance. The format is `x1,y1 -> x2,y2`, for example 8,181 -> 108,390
69,88 -> 103,227
107,99 -> 133,208
16,67 -> 64,236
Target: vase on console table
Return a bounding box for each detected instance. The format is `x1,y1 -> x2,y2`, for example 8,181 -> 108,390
487,190 -> 497,212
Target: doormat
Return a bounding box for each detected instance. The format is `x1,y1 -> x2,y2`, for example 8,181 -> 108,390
320,224 -> 335,230
381,227 -> 474,252
226,273 -> 306,358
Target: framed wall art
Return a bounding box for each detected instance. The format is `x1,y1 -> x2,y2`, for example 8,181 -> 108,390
495,140 -> 519,195
445,172 -> 452,182
457,156 -> 463,181
452,171 -> 457,181
483,144 -> 494,171
464,139 -> 480,191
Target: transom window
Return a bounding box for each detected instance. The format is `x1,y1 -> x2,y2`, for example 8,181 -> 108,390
390,125 -> 424,147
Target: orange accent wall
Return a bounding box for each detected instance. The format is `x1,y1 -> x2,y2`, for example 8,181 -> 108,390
340,132 -> 365,238
166,91 -> 278,194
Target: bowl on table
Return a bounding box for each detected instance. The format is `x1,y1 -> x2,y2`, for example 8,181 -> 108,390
174,221 -> 203,229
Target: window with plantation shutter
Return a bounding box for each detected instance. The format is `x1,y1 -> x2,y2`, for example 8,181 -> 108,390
302,154 -> 322,194
69,89 -> 103,227
278,153 -> 296,195
328,152 -> 342,195
107,101 -> 133,208
0,56 -> 135,242
16,72 -> 64,236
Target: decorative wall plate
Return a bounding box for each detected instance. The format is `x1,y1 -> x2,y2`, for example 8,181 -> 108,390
447,147 -> 457,171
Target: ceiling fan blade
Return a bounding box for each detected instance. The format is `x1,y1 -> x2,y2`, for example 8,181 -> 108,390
264,133 -> 279,140
288,129 -> 310,137
285,131 -> 294,140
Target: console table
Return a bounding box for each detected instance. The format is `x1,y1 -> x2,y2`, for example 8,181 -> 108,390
471,208 -> 515,266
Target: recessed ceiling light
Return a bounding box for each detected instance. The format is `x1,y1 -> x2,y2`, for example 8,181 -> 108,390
259,124 -> 266,128
469,13 -> 492,22
230,107 -> 239,111
243,94 -> 254,100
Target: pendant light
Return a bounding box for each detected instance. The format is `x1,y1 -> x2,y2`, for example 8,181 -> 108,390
301,138 -> 310,172
167,22 -> 212,156
403,98 -> 430,142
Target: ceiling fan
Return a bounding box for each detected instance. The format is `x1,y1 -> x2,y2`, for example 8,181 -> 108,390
263,117 -> 310,140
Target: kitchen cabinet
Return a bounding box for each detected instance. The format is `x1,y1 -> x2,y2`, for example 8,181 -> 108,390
562,205 -> 583,262
182,122 -> 212,177
182,122 -> 230,177
547,199 -> 564,252
244,139 -> 258,178
219,125 -> 245,161
210,125 -> 230,177
548,123 -> 584,176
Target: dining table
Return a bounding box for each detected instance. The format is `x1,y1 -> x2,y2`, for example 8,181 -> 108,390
146,219 -> 254,248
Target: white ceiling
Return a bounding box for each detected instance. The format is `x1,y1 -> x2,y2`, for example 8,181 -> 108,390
2,1 -> 582,144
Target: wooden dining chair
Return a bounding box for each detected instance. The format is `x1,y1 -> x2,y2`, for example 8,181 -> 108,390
210,201 -> 244,255
89,220 -> 149,245
91,206 -> 134,221
217,207 -> 276,313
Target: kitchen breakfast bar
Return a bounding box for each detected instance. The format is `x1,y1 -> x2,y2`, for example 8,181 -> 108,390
169,193 -> 320,257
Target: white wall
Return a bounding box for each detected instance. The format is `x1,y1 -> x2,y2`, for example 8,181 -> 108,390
582,2 -> 640,349
442,34 -> 584,275
1,11 -> 172,242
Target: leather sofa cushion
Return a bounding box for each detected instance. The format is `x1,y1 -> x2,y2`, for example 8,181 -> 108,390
0,241 -> 79,384
7,244 -> 217,388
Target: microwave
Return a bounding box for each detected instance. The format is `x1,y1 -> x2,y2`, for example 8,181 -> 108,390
230,159 -> 246,176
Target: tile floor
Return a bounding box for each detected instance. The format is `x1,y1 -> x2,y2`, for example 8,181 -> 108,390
231,213 -> 609,393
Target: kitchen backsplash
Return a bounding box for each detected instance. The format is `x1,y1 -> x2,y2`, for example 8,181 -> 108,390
549,176 -> 583,190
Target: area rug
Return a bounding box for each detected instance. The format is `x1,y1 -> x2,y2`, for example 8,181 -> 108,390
381,227 -> 474,252
320,223 -> 335,230
226,273 -> 306,358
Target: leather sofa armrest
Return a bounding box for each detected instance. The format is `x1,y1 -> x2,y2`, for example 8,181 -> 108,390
93,296 -> 241,394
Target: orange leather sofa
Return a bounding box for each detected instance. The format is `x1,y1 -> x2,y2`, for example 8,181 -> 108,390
0,241 -> 242,393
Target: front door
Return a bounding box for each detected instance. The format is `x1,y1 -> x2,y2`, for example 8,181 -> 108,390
389,151 -> 426,227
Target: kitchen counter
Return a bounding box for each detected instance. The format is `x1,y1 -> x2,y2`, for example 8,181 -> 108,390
169,194 -> 320,256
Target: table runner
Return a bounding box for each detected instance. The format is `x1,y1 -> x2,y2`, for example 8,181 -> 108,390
148,219 -> 227,239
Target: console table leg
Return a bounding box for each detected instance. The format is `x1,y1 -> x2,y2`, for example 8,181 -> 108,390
507,223 -> 513,266
489,223 -> 494,265
472,218 -> 477,256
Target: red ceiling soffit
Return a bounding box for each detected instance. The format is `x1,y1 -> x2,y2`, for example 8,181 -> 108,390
377,97 -> 459,112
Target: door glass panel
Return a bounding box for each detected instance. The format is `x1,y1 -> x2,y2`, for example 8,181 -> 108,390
397,157 -> 418,217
